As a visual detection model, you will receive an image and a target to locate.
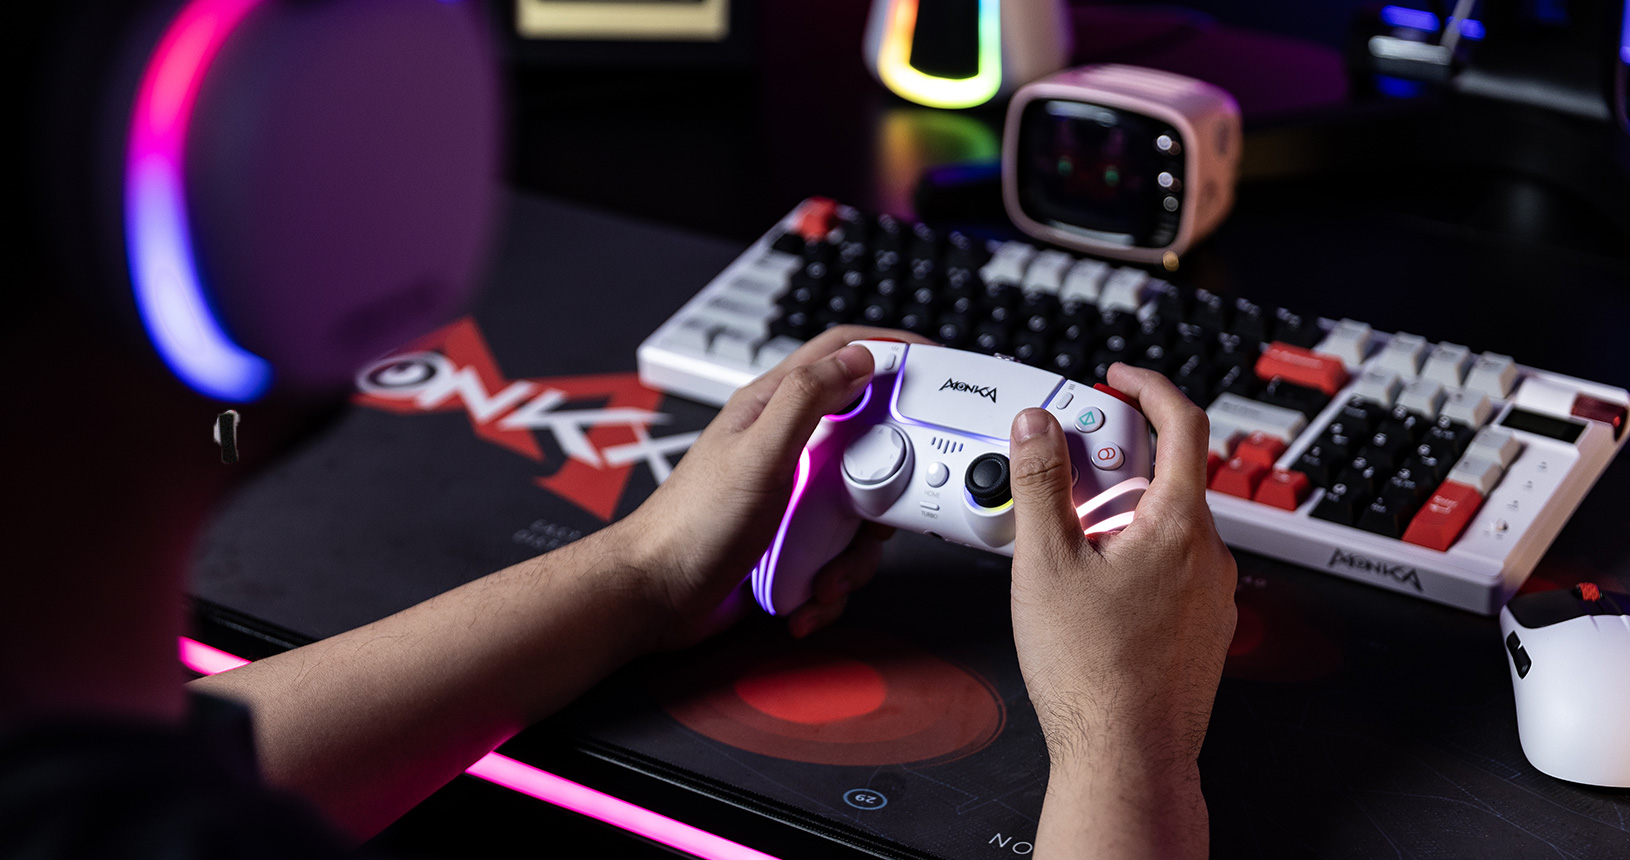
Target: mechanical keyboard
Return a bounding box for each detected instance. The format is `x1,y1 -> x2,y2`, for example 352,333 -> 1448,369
637,198 -> 1629,614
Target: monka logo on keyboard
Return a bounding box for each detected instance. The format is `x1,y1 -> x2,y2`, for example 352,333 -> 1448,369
352,318 -> 699,521
1327,548 -> 1424,592
940,378 -> 998,403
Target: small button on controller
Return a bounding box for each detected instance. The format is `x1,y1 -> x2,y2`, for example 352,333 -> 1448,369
1075,407 -> 1106,433
1091,444 -> 1125,470
926,461 -> 949,487
965,453 -> 1012,508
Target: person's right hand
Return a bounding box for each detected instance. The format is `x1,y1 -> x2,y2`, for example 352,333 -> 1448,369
1006,362 -> 1237,860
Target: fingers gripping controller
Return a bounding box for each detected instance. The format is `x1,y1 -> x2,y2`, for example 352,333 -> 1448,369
752,341 -> 1154,616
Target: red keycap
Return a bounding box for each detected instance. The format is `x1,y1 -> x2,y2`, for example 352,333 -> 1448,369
1253,468 -> 1311,511
1233,430 -> 1287,468
1210,457 -> 1269,499
1571,394 -> 1626,440
1207,452 -> 1225,482
1255,342 -> 1350,396
1401,481 -> 1485,551
796,197 -> 838,241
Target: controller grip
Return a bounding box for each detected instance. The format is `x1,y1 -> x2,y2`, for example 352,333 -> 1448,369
751,448 -> 863,616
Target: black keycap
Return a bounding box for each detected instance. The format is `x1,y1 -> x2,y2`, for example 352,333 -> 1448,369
872,214 -> 904,251
859,293 -> 897,325
943,266 -> 980,294
1382,466 -> 1433,509
1215,364 -> 1259,399
1356,494 -> 1417,538
1376,405 -> 1427,442
1335,398 -> 1386,435
898,303 -> 934,335
1271,307 -> 1321,348
1131,343 -> 1175,374
824,287 -> 860,319
1294,443 -> 1341,487
1335,458 -> 1380,496
1403,452 -> 1449,484
1049,341 -> 1090,377
1170,323 -> 1210,363
1320,431 -> 1356,461
1259,378 -> 1329,419
770,308 -> 814,340
1098,308 -> 1136,340
770,231 -> 804,254
1192,289 -> 1229,331
1312,483 -> 1362,525
1229,299 -> 1269,341
936,312 -> 973,347
1424,416 -> 1474,458
1012,329 -> 1050,365
973,319 -> 1012,353
1153,284 -> 1189,322
1357,430 -> 1411,472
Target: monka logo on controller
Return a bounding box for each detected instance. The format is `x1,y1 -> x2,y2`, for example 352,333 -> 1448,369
940,377 -> 998,403
1328,549 -> 1423,592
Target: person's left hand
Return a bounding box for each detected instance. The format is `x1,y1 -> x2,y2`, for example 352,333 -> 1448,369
617,325 -> 934,650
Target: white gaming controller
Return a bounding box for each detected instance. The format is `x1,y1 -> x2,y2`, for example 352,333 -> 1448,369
751,340 -> 1154,616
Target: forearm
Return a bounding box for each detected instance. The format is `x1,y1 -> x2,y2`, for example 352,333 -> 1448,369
188,521 -> 659,841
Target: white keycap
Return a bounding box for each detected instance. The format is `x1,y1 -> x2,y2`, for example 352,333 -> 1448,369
711,329 -> 760,365
1421,342 -> 1472,387
1439,389 -> 1493,428
1023,251 -> 1074,294
1210,427 -> 1243,458
1351,368 -> 1402,406
662,320 -> 714,353
1099,267 -> 1150,312
1373,332 -> 1428,377
1315,319 -> 1373,368
1464,352 -> 1519,399
1447,455 -> 1504,497
1510,376 -> 1579,416
712,287 -> 777,315
1206,394 -> 1308,443
980,242 -> 1037,286
1396,378 -> 1446,417
1060,259 -> 1110,305
752,335 -> 803,369
1464,426 -> 1522,468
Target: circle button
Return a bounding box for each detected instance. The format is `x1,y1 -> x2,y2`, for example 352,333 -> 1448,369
1091,444 -> 1125,471
1075,407 -> 1106,434
843,425 -> 908,485
926,461 -> 950,488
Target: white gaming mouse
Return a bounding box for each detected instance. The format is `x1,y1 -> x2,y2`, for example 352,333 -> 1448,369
1499,584 -> 1630,788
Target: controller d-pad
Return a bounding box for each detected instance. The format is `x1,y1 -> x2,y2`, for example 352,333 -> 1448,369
965,453 -> 1012,507
843,425 -> 908,485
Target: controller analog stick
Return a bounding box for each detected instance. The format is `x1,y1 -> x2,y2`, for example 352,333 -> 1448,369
965,453 -> 1012,507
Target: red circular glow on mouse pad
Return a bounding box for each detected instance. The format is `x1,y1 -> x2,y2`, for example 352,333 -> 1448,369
733,657 -> 888,724
654,629 -> 1005,766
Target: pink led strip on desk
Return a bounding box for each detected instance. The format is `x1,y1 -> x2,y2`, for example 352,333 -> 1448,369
178,637 -> 780,860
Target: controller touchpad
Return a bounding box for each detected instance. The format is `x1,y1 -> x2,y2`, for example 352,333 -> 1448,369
894,345 -> 1064,440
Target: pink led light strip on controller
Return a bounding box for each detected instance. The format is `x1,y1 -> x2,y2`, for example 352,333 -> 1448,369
178,637 -> 780,860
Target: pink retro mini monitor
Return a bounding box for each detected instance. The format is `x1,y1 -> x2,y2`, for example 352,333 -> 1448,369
1003,64 -> 1241,266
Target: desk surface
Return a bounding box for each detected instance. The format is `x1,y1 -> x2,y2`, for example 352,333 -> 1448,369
193,190 -> 1630,859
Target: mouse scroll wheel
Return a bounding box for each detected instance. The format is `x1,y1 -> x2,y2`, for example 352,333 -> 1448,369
1573,583 -> 1601,602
